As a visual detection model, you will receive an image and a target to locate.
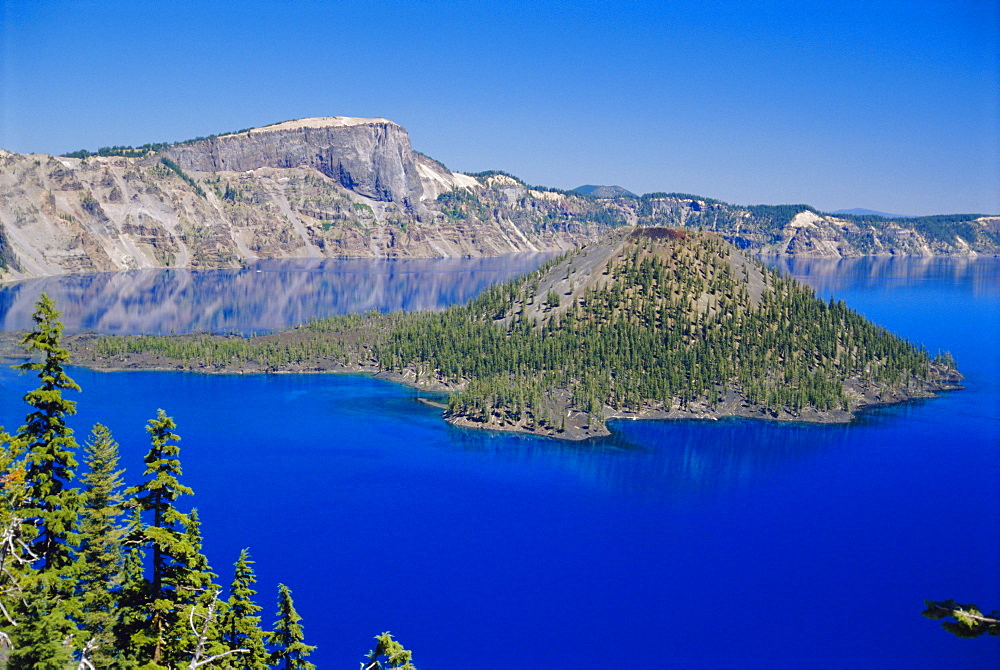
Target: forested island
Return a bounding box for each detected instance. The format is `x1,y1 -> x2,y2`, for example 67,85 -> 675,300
67,227 -> 963,440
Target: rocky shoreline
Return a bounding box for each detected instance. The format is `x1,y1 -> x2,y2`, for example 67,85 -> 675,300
440,375 -> 964,441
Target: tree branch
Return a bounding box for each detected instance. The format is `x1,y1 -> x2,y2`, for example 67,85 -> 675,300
76,638 -> 97,670
186,590 -> 248,669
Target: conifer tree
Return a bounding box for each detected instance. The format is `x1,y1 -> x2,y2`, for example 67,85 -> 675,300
5,596 -> 74,670
266,584 -> 316,670
168,508 -> 223,666
363,632 -> 416,670
125,409 -> 193,665
0,428 -> 31,641
220,548 -> 269,669
15,293 -> 80,574
4,295 -> 82,668
114,509 -> 151,662
923,600 -> 1000,638
75,423 -> 126,667
175,508 -> 218,606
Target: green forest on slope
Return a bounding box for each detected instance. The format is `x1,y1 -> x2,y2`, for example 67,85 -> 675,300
77,228 -> 960,437
374,228 -> 958,431
0,296 -> 415,669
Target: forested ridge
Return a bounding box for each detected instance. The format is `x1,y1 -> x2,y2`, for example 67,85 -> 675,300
73,227 -> 961,440
0,296 -> 416,669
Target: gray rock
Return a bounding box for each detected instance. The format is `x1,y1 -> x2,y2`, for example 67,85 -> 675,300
162,119 -> 426,210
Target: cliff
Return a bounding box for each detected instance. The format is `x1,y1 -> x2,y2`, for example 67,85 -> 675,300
161,118 -> 428,210
0,116 -> 996,282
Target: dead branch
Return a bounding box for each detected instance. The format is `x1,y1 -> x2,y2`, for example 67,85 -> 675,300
76,637 -> 97,670
186,590 -> 247,669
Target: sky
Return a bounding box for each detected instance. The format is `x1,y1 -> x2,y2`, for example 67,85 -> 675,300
1,0 -> 997,216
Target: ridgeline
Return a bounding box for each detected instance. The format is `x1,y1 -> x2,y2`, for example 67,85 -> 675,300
68,227 -> 962,440
1,116 -> 998,283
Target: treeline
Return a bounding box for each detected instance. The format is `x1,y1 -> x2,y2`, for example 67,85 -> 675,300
87,311 -> 403,371
60,128 -> 258,160
1,296 -> 415,669
61,144 -> 172,159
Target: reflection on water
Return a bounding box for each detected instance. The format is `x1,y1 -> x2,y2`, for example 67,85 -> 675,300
0,255 -> 553,334
768,255 -> 1000,296
445,416 -> 856,500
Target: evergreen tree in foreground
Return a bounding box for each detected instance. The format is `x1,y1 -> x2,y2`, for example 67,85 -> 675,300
923,600 -> 1000,637
266,584 -> 316,670
114,508 -> 150,663
363,632 -> 416,670
5,294 -> 81,668
168,507 -> 224,665
124,409 -> 194,665
75,423 -> 126,666
220,548 -> 270,669
15,292 -> 80,575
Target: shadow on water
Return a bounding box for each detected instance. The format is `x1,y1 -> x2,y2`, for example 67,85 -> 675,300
0,254 -> 555,334
443,414 -> 856,501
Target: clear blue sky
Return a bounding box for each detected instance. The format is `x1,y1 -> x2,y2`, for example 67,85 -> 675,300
1,0 -> 997,215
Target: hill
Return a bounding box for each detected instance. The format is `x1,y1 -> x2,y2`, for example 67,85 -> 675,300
571,184 -> 638,198
833,208 -> 911,218
68,227 -> 963,440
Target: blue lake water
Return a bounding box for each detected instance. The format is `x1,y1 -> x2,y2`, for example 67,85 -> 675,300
0,256 -> 997,668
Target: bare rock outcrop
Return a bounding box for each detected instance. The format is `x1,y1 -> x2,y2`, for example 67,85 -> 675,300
162,117 -> 427,210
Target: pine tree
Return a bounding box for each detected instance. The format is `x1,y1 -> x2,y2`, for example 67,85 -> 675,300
75,423 -> 126,666
15,293 -> 81,574
0,429 -> 32,649
175,508 -> 218,606
167,508 -> 223,667
266,584 -> 316,670
114,509 -> 151,663
363,632 -> 416,670
5,596 -> 75,670
220,548 -> 269,669
124,409 -> 193,666
4,295 -> 82,668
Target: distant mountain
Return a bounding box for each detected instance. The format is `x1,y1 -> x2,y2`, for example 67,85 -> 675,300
571,185 -> 637,198
833,208 -> 911,219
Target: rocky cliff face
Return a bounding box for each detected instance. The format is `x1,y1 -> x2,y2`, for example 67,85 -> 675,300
162,118 -> 428,211
0,116 -> 996,283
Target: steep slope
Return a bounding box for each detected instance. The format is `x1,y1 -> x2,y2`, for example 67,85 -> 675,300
0,116 -> 997,283
376,227 -> 962,438
0,123 -> 606,282
161,117 -> 427,209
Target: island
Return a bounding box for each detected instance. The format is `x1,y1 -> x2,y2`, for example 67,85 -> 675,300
64,227 -> 963,440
